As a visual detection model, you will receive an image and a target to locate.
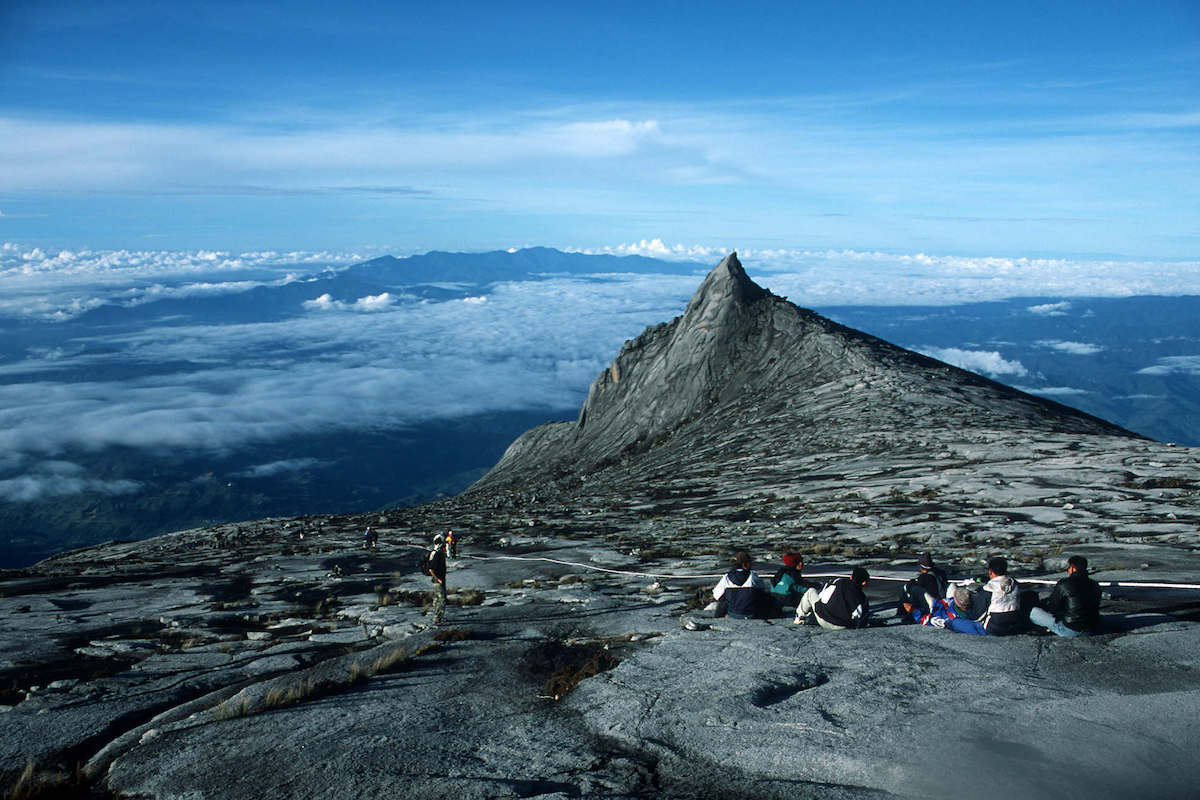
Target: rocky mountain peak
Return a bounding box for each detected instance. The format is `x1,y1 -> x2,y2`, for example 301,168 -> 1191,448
472,254 -> 1134,491
682,251 -> 767,317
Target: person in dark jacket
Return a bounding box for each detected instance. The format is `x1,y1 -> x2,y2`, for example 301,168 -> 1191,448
896,552 -> 950,622
770,552 -> 810,610
795,567 -> 870,630
914,552 -> 948,600
427,534 -> 448,626
1029,555 -> 1102,637
712,551 -> 771,619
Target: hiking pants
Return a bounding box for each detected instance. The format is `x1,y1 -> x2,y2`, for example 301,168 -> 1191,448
432,581 -> 446,624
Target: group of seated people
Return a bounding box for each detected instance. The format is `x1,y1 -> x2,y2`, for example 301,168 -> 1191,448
711,549 -> 1103,638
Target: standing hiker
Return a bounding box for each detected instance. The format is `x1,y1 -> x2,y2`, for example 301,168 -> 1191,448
427,534 -> 447,626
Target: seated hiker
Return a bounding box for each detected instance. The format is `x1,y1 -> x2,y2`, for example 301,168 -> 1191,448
896,551 -> 950,623
915,551 -> 948,599
770,552 -> 810,609
795,567 -> 870,630
1029,555 -> 1102,637
900,592 -> 954,628
712,551 -> 772,619
944,556 -> 1025,636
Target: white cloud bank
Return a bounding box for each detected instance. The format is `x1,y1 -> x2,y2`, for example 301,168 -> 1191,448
917,347 -> 1028,378
1037,340 -> 1104,355
0,242 -> 383,320
579,242 -> 1200,307
0,460 -> 141,502
0,272 -> 699,474
1013,385 -> 1090,397
1137,356 -> 1200,376
232,458 -> 325,479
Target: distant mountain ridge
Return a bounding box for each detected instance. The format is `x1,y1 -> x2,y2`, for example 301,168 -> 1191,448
350,247 -> 705,285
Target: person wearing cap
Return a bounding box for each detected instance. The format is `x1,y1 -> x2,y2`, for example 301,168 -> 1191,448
1029,555 -> 1102,637
712,551 -> 772,619
795,567 -> 871,630
427,534 -> 448,625
896,552 -> 950,622
914,552 -> 948,600
770,552 -> 810,610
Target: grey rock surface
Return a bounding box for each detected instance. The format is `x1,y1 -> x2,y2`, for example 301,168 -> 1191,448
2,255 -> 1199,798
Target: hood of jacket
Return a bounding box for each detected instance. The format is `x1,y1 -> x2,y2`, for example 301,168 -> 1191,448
726,568 -> 751,587
985,575 -> 1020,613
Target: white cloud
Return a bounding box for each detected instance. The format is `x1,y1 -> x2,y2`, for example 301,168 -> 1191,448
353,293 -> 396,311
578,244 -> 1200,306
1037,340 -> 1104,355
232,458 -> 324,478
552,120 -> 661,157
301,292 -> 403,312
917,346 -> 1028,377
0,272 -> 697,461
0,114 -> 668,195
0,460 -> 141,502
1137,356 -> 1200,376
0,242 -> 383,320
1013,385 -> 1090,396
1028,301 -> 1072,316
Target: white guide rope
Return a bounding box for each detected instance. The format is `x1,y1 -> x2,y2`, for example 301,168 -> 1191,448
455,553 -> 1200,591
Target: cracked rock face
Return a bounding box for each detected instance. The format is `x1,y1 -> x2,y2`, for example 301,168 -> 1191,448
2,255 -> 1199,799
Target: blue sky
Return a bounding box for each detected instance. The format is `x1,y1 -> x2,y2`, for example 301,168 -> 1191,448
1,1 -> 1198,259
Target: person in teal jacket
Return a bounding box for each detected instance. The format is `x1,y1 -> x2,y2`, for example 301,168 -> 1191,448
770,552 -> 811,610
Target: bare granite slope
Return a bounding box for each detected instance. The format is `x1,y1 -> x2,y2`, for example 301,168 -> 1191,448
474,253 -> 1134,491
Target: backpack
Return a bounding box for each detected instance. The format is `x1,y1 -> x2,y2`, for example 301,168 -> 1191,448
418,553 -> 431,576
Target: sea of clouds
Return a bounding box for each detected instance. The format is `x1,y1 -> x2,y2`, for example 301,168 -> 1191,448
1,240 -> 1197,501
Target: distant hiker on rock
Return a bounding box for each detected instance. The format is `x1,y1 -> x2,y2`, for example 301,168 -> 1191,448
364,527 -> 378,550
712,551 -> 772,619
795,567 -> 871,630
445,529 -> 459,558
770,552 -> 810,611
1029,555 -> 1102,637
426,534 -> 448,626
944,556 -> 1025,636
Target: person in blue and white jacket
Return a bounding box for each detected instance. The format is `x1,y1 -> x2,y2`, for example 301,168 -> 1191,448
712,551 -> 772,619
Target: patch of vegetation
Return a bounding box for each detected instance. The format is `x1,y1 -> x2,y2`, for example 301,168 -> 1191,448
450,589 -> 485,606
520,639 -> 620,701
1140,476 -> 1196,491
2,760 -> 115,800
